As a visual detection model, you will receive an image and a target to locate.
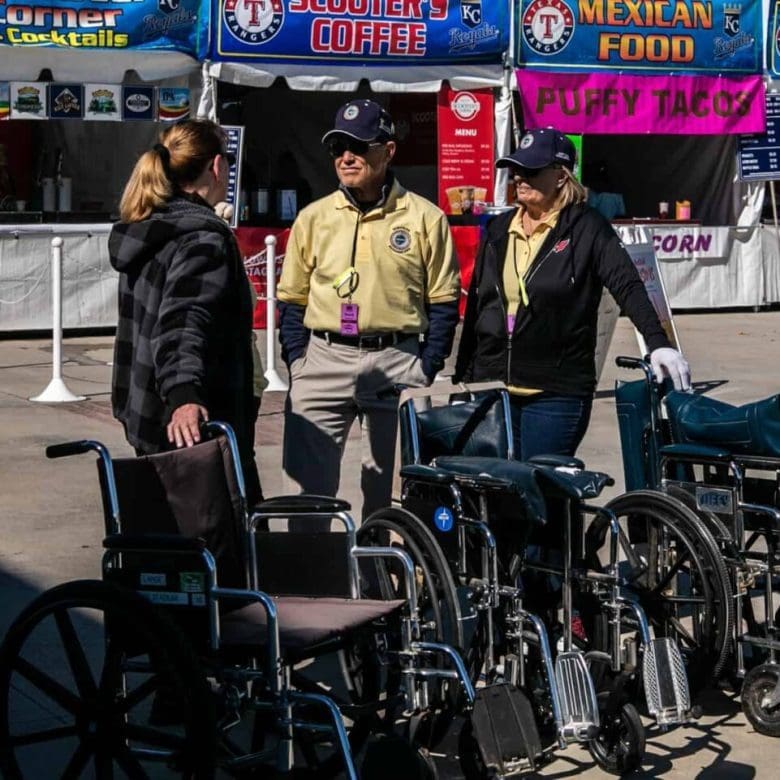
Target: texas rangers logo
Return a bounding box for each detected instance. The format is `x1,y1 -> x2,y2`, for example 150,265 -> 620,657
390,228 -> 412,253
224,0 -> 284,46
522,0 -> 575,56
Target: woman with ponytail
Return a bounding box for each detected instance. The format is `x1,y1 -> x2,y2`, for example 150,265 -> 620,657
109,119 -> 263,504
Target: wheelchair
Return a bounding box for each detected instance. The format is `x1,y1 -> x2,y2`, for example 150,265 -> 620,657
588,355 -> 780,737
0,421 -> 479,778
356,382 -> 695,776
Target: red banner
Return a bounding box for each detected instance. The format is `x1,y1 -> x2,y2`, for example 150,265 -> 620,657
452,225 -> 481,318
437,87 -> 495,215
235,227 -> 290,329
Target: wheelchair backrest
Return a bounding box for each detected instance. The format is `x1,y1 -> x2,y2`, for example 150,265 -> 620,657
99,436 -> 247,592
399,385 -> 513,466
615,377 -> 664,490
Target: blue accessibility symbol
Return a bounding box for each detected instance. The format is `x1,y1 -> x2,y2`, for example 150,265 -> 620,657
434,506 -> 454,532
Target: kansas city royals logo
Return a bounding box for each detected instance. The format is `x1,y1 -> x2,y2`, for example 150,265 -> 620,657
460,0 -> 482,29
390,228 -> 412,253
224,0 -> 284,46
522,0 -> 575,56
723,4 -> 741,37
158,0 -> 180,13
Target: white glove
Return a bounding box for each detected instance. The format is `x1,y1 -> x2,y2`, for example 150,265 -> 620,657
650,347 -> 691,391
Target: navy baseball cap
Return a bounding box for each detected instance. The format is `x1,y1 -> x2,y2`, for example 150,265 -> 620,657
322,100 -> 395,145
496,128 -> 576,171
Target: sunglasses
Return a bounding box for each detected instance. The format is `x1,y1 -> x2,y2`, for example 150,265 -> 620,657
327,138 -> 385,158
511,166 -> 549,182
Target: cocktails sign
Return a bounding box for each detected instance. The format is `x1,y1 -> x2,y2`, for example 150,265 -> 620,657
0,0 -> 209,57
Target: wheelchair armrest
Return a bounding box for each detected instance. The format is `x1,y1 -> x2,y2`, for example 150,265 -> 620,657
253,494 -> 351,515
527,454 -> 586,470
399,464 -> 456,486
102,533 -> 207,552
659,443 -> 733,462
351,546 -> 418,615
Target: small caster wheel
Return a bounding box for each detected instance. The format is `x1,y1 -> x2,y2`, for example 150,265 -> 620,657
588,702 -> 645,775
741,663 -> 780,737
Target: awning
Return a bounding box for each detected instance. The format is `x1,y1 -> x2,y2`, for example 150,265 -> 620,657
207,61 -> 506,93
0,48 -> 200,83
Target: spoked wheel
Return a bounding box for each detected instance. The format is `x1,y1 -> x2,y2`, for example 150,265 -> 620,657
741,663 -> 780,737
585,490 -> 733,694
0,580 -> 215,779
357,507 -> 464,650
588,702 -> 645,775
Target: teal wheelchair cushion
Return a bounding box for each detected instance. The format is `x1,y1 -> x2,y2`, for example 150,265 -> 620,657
665,391 -> 780,457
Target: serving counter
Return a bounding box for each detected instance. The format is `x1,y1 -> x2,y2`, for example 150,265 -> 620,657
0,223 -> 115,331
2,219 -> 780,332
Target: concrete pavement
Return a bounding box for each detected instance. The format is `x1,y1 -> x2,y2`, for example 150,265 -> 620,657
1,310 -> 780,776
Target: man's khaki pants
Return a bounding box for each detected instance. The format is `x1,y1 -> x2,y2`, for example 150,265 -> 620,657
283,334 -> 428,526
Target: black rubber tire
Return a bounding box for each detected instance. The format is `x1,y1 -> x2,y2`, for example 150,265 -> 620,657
358,506 -> 464,650
585,490 -> 732,693
588,702 -> 645,775
741,663 -> 780,737
0,579 -> 215,779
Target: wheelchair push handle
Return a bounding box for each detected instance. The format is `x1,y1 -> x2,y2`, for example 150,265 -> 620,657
46,440 -> 102,459
615,355 -> 656,385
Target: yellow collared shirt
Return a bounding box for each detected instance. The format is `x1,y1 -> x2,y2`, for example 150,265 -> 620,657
277,179 -> 460,334
503,207 -> 560,396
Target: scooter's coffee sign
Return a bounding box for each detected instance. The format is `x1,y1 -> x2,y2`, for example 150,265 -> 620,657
215,0 -> 509,64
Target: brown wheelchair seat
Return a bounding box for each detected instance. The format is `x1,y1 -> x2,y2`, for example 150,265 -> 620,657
221,597 -> 405,652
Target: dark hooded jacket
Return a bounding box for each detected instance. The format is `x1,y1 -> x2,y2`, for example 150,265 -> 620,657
454,203 -> 671,395
109,195 -> 255,462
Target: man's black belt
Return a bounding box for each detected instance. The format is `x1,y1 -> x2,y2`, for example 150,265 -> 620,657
312,330 -> 412,350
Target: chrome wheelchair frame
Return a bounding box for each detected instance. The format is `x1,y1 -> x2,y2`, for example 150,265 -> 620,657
609,356 -> 780,737
0,422 -> 476,778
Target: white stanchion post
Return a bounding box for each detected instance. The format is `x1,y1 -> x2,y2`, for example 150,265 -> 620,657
263,234 -> 289,392
30,237 -> 86,403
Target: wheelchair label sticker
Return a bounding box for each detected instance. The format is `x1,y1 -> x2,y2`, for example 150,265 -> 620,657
695,486 -> 734,515
140,573 -> 166,586
180,573 -> 205,593
140,591 -> 189,606
434,506 -> 454,532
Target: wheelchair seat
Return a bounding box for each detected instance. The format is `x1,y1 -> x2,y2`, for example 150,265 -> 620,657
434,456 -> 614,526
665,390 -> 780,458
222,597 -> 405,653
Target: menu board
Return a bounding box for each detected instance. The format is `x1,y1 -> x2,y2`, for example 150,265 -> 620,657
436,87 -> 494,215
738,92 -> 780,181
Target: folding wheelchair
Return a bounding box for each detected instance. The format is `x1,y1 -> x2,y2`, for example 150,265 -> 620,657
591,356 -> 780,737
0,422 -> 478,778
356,383 -> 695,776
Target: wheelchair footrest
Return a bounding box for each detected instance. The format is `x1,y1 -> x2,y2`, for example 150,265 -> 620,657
643,637 -> 693,726
555,651 -> 600,742
470,683 -> 543,774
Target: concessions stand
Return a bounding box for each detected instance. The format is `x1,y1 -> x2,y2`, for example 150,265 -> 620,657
201,0 -> 513,326
0,0 -> 207,330
514,0 -> 778,310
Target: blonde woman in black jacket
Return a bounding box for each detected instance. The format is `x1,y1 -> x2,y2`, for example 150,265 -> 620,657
454,128 -> 690,460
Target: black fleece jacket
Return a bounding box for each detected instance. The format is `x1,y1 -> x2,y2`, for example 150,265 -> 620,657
454,203 -> 671,395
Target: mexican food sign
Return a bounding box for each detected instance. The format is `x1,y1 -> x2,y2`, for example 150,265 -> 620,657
516,0 -> 761,74
0,0 -> 209,57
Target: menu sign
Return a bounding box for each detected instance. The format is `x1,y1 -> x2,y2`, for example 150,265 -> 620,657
737,92 -> 780,181
437,87 -> 494,215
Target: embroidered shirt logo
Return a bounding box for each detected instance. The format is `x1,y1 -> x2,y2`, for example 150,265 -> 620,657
390,228 -> 412,252
553,239 -> 570,253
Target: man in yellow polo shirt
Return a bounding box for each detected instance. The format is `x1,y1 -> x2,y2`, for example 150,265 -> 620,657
277,99 -> 460,522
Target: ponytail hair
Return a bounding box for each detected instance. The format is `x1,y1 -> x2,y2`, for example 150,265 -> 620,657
119,118 -> 225,223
